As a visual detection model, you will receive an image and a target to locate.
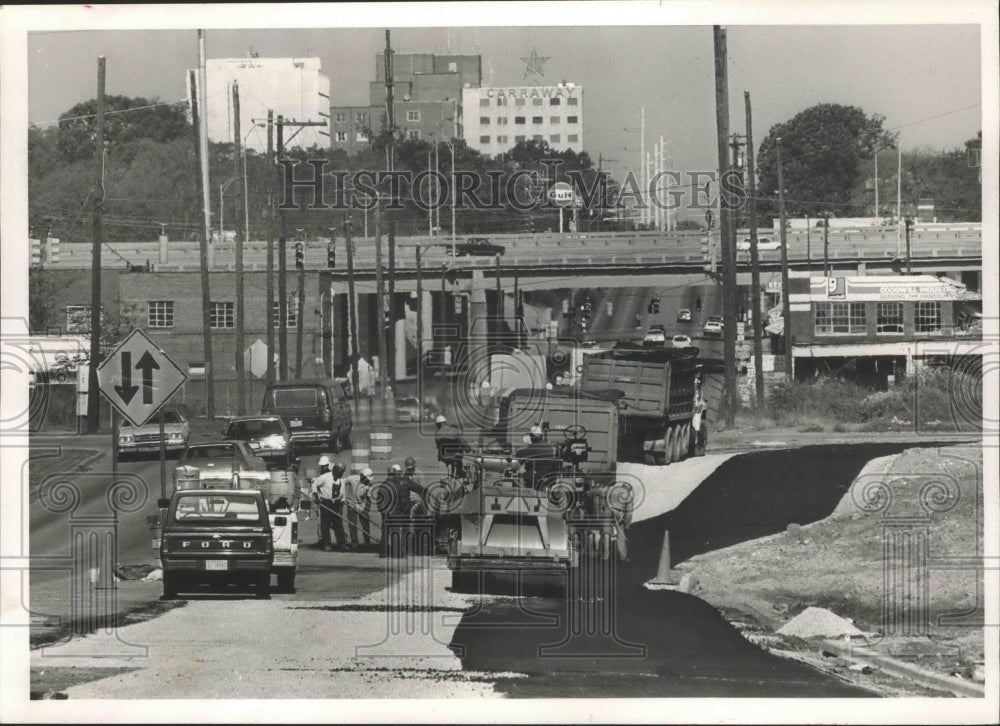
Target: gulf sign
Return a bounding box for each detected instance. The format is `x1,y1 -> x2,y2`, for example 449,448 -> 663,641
547,182 -> 575,207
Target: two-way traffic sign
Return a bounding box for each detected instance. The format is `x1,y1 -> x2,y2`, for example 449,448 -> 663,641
97,329 -> 187,426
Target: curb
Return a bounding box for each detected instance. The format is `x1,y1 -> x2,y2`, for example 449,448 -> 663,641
820,638 -> 986,698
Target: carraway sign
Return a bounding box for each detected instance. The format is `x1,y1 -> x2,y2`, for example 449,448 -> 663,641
97,328 -> 187,426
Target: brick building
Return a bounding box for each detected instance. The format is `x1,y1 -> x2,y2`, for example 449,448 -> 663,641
787,274 -> 982,385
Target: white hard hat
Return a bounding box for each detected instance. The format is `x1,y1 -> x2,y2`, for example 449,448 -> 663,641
361,467 -> 374,479
529,425 -> 543,437
435,415 -> 448,424
318,455 -> 331,467
388,463 -> 402,474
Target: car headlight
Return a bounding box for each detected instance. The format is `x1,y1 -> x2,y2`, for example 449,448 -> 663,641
260,435 -> 286,450
118,436 -> 133,445
168,432 -> 184,442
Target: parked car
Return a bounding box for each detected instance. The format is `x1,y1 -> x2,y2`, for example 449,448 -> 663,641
261,381 -> 352,452
703,315 -> 725,335
395,396 -> 438,423
117,408 -> 189,460
643,324 -> 667,347
676,308 -> 692,323
158,488 -> 274,599
671,334 -> 693,348
452,237 -> 506,257
173,440 -> 270,490
222,416 -> 294,468
737,237 -> 782,251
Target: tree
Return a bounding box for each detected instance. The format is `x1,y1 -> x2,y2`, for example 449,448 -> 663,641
756,104 -> 893,219
56,95 -> 189,163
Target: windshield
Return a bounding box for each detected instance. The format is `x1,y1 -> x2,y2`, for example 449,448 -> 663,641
121,410 -> 181,427
184,444 -> 237,460
170,492 -> 265,524
270,388 -> 320,408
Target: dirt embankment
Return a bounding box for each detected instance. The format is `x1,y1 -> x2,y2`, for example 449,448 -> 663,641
681,444 -> 985,696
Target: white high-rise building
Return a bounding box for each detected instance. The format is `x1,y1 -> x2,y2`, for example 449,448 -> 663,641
192,57 -> 331,152
462,83 -> 583,157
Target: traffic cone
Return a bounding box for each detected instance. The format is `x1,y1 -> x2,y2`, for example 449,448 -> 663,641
644,530 -> 681,590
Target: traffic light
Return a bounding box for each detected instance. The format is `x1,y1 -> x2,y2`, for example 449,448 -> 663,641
294,242 -> 304,270
649,297 -> 660,314
700,237 -> 715,273
695,297 -> 702,312
327,241 -> 336,269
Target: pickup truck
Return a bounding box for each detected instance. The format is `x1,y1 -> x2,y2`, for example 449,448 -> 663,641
159,489 -> 274,599
261,381 -> 353,452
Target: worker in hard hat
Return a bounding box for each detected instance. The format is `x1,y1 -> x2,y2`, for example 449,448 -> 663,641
342,466 -> 375,550
309,456 -> 345,550
402,457 -> 428,517
516,425 -> 562,490
434,414 -> 468,478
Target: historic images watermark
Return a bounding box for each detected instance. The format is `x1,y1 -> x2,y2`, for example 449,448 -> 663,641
277,158 -> 748,215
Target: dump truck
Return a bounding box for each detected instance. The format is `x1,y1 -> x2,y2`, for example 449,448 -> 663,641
579,347 -> 707,465
444,388 -> 633,596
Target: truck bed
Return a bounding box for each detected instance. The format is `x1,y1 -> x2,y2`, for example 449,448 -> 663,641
580,349 -> 700,423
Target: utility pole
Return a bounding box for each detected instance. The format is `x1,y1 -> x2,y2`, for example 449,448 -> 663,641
384,29 -> 395,173
905,217 -> 912,274
777,137 -> 793,382
265,110 -> 275,386
296,232 -> 305,377
744,90 -> 765,406
639,107 -> 646,228
344,220 -> 361,414
823,212 -> 830,278
86,56 -> 105,433
233,81 -> 246,415
388,221 -> 397,387
713,26 -> 738,427
277,115 -> 287,381
191,68 -> 215,418
415,246 -> 423,384
374,208 -> 388,400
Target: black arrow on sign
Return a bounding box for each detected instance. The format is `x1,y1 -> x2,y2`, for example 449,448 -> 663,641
135,351 -> 160,404
114,351 -> 138,404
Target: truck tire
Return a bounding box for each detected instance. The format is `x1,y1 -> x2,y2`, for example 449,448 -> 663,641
673,424 -> 688,462
161,572 -> 179,600
276,568 -> 296,593
665,425 -> 677,464
255,572 -> 271,599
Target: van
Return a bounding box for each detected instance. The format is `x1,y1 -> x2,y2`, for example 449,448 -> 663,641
261,381 -> 353,453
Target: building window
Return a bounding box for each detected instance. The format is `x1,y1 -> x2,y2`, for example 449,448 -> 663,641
147,301 -> 174,328
334,113 -> 347,123
272,301 -> 298,329
65,305 -> 91,333
210,302 -> 235,329
407,129 -> 420,140
480,135 -> 490,144
550,134 -> 561,143
496,97 -> 507,107
496,117 -> 508,125
533,134 -> 543,142
549,116 -> 560,124
335,131 -> 347,142
356,132 -> 368,142
814,302 -> 866,335
480,116 -> 490,125
568,97 -> 579,106
514,116 -> 526,125
550,97 -> 561,106
532,98 -> 542,106
567,134 -> 579,143
448,61 -> 458,72
515,135 -> 526,143
479,98 -> 490,107
497,135 -> 508,144
406,110 -> 421,122
567,116 -> 578,124
915,301 -> 942,333
355,112 -> 367,124
532,116 -> 543,125
515,97 -> 526,106
876,302 -> 904,334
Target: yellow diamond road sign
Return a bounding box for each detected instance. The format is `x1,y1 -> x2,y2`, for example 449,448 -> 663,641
97,328 -> 187,426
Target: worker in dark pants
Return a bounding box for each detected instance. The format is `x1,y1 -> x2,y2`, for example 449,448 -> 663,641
516,425 -> 562,490
376,464 -> 426,558
310,456 -> 345,550
343,466 -> 374,550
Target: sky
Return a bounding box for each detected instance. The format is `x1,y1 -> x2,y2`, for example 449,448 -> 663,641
22,13 -> 985,196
